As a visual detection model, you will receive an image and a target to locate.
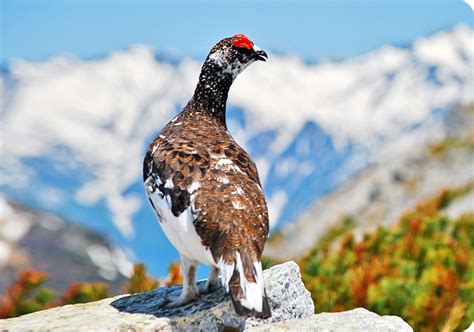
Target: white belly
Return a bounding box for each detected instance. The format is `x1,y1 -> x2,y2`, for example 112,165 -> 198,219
147,190 -> 216,266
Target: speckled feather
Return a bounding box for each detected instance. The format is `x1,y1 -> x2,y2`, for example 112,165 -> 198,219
143,108 -> 269,265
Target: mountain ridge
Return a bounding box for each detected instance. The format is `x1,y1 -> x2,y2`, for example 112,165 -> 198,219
265,105 -> 474,259
0,25 -> 472,276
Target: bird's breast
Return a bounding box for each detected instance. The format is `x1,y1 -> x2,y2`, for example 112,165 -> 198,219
146,182 -> 216,265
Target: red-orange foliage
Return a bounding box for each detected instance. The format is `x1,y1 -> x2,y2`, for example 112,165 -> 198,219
59,282 -> 109,305
123,263 -> 159,294
0,270 -> 110,318
0,260 -> 186,319
351,265 -> 372,307
299,186 -> 474,331
0,270 -> 50,318
163,262 -> 183,286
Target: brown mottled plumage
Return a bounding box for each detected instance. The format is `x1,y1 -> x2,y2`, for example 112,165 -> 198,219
143,34 -> 270,318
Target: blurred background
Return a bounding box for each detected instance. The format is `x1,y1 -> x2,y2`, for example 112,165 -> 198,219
1,0 -> 473,328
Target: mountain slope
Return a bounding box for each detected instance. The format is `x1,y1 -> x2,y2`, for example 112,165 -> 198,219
265,105 -> 474,260
0,198 -> 132,294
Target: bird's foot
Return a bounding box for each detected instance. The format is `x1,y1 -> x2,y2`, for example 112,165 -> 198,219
198,280 -> 221,295
163,288 -> 198,309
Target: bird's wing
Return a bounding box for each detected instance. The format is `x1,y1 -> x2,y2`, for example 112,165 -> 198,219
191,142 -> 271,317
143,134 -> 211,217
143,134 -> 221,264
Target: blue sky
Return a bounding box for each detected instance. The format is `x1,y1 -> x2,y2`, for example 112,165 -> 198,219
1,0 -> 473,63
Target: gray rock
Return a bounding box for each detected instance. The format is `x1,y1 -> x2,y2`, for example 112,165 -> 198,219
0,261 -> 314,331
247,308 -> 413,332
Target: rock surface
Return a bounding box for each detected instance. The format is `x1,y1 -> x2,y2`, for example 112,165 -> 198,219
248,308 -> 413,332
0,261 -> 414,331
0,261 -> 314,331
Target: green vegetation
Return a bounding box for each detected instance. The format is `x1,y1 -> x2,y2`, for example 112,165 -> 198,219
299,187 -> 474,331
430,136 -> 474,156
429,108 -> 474,157
124,263 -> 159,294
61,283 -> 110,305
0,270 -> 110,318
0,262 -> 181,319
0,270 -> 53,318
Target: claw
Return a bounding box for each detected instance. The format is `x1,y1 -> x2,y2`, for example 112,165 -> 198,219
163,289 -> 198,308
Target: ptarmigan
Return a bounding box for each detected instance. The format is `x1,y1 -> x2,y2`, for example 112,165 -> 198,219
143,34 -> 270,318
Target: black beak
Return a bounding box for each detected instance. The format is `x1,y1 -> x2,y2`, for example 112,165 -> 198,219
254,49 -> 268,62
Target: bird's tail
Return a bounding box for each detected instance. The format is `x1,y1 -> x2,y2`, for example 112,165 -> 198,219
218,250 -> 271,319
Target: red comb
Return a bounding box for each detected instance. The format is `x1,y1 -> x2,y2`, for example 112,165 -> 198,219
233,34 -> 253,50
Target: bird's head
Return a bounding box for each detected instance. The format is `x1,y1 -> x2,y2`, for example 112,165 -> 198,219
205,34 -> 268,79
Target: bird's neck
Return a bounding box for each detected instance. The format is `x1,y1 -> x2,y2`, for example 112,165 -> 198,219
189,60 -> 234,126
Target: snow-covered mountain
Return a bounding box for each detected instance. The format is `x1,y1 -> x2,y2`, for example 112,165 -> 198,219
265,104 -> 474,260
0,25 -> 472,276
0,197 -> 132,294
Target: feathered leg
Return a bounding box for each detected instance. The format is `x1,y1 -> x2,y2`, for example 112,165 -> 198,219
164,255 -> 198,308
199,266 -> 221,294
